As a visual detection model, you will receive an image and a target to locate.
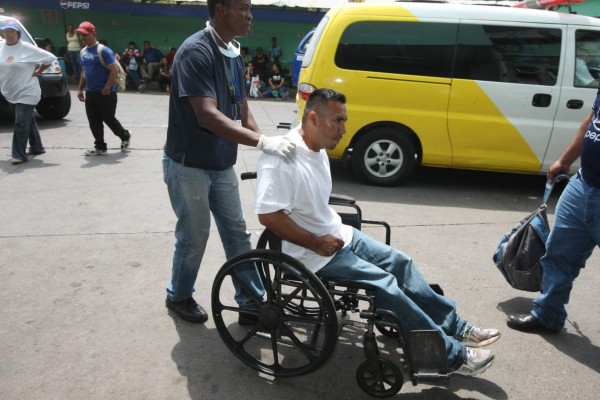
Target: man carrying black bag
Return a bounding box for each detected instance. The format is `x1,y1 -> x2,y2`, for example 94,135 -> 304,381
493,179 -> 559,293
507,87 -> 600,334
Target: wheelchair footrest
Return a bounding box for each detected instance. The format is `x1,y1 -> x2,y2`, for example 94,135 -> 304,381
406,330 -> 449,381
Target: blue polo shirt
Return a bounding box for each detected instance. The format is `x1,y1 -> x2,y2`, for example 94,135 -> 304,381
80,43 -> 116,93
164,29 -> 245,170
143,47 -> 163,63
580,87 -> 600,187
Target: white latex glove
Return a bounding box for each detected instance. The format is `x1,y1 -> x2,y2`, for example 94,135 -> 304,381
256,134 -> 296,163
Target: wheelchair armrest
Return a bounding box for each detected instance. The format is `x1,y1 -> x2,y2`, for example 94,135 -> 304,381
329,194 -> 356,206
361,219 -> 391,245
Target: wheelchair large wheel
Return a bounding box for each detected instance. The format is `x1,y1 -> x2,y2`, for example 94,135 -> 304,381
212,249 -> 338,378
356,357 -> 403,398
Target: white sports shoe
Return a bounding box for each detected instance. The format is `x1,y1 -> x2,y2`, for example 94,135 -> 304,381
453,347 -> 495,376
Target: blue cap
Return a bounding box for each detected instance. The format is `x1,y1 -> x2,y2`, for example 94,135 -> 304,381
0,20 -> 20,32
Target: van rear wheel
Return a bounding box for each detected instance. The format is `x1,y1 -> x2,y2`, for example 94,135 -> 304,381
352,128 -> 416,186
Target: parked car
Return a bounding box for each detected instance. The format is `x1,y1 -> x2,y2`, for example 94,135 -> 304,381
291,28 -> 315,88
0,16 -> 71,120
296,2 -> 600,186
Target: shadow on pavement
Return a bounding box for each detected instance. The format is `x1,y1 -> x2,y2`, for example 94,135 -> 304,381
170,312 -> 507,400
497,297 -> 600,374
80,151 -> 130,167
0,157 -> 60,174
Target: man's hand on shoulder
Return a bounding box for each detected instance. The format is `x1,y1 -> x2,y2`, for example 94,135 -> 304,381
257,134 -> 296,163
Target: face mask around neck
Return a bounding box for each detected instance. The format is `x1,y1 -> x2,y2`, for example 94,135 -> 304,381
205,21 -> 241,59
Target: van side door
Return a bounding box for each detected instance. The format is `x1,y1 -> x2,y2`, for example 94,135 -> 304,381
334,18 -> 457,167
543,27 -> 600,172
448,23 -> 562,173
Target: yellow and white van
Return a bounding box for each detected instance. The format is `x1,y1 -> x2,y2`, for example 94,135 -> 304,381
296,2 -> 600,185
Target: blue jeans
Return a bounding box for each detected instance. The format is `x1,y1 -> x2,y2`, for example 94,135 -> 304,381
316,229 -> 467,371
158,75 -> 171,91
533,173 -> 599,331
67,50 -> 81,78
127,69 -> 142,88
262,86 -> 286,98
9,103 -> 44,161
162,156 -> 264,305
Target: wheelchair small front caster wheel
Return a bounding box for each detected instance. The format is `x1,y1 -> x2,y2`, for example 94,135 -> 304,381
356,357 -> 403,398
375,322 -> 400,339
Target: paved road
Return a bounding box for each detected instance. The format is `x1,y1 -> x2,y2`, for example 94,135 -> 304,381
0,89 -> 598,399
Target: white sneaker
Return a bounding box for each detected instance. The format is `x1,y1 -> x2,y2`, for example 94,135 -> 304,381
121,131 -> 132,152
453,347 -> 495,376
84,148 -> 107,156
460,324 -> 501,347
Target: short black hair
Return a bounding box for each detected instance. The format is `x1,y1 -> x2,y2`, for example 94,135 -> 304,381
302,88 -> 346,124
207,0 -> 233,18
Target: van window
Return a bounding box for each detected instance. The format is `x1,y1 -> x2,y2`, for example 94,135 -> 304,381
335,21 -> 457,78
574,30 -> 600,88
455,24 -> 561,86
301,15 -> 328,69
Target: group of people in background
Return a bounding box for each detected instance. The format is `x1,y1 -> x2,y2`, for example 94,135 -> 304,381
63,23 -> 176,94
118,41 -> 175,93
28,22 -> 285,98
242,37 -> 290,100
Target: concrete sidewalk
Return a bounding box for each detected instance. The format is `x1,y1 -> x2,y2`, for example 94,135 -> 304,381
0,89 -> 598,400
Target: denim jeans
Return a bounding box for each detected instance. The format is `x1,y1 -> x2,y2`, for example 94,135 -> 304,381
158,75 -> 171,91
316,228 -> 467,371
163,156 -> 264,305
127,69 -> 142,89
84,92 -> 129,151
533,173 -> 600,331
262,86 -> 286,98
9,103 -> 44,161
67,50 -> 81,78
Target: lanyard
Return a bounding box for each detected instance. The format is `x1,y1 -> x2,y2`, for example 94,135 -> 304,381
223,57 -> 241,120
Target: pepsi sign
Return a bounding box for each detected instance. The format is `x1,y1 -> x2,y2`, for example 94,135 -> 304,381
60,1 -> 90,10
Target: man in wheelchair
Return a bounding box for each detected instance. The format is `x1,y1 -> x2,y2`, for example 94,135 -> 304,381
254,88 -> 500,376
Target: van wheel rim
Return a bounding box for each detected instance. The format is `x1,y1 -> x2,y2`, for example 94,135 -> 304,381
363,139 -> 404,178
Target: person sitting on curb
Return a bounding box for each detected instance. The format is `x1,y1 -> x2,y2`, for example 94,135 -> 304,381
140,40 -> 164,83
120,47 -> 145,92
261,63 -> 288,100
158,57 -> 172,93
254,88 -> 501,376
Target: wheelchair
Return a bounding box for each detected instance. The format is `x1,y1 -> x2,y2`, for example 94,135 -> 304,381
211,173 -> 449,397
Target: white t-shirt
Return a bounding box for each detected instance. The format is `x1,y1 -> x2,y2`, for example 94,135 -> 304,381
575,58 -> 596,87
255,128 -> 354,273
0,40 -> 57,105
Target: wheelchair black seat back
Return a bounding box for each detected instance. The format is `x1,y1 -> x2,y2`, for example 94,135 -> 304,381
210,173 -> 449,398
